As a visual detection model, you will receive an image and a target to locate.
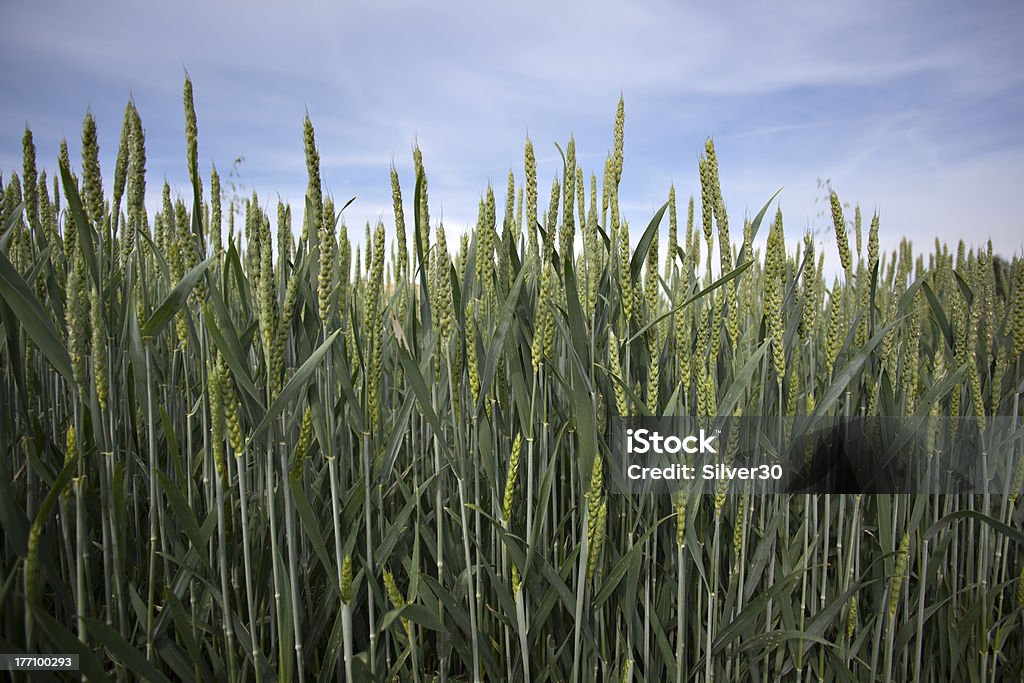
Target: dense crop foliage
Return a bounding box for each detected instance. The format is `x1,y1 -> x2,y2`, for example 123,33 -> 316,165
1,78 -> 1023,681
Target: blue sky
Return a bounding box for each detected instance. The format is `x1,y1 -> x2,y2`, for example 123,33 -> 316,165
1,0 -> 1022,268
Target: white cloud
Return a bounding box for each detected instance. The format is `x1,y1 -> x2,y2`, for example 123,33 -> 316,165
1,0 -> 1021,261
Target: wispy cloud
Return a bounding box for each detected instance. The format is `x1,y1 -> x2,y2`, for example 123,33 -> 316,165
1,0 -> 1021,258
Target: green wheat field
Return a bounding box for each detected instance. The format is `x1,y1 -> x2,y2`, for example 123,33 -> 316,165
1,78 -> 1023,681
